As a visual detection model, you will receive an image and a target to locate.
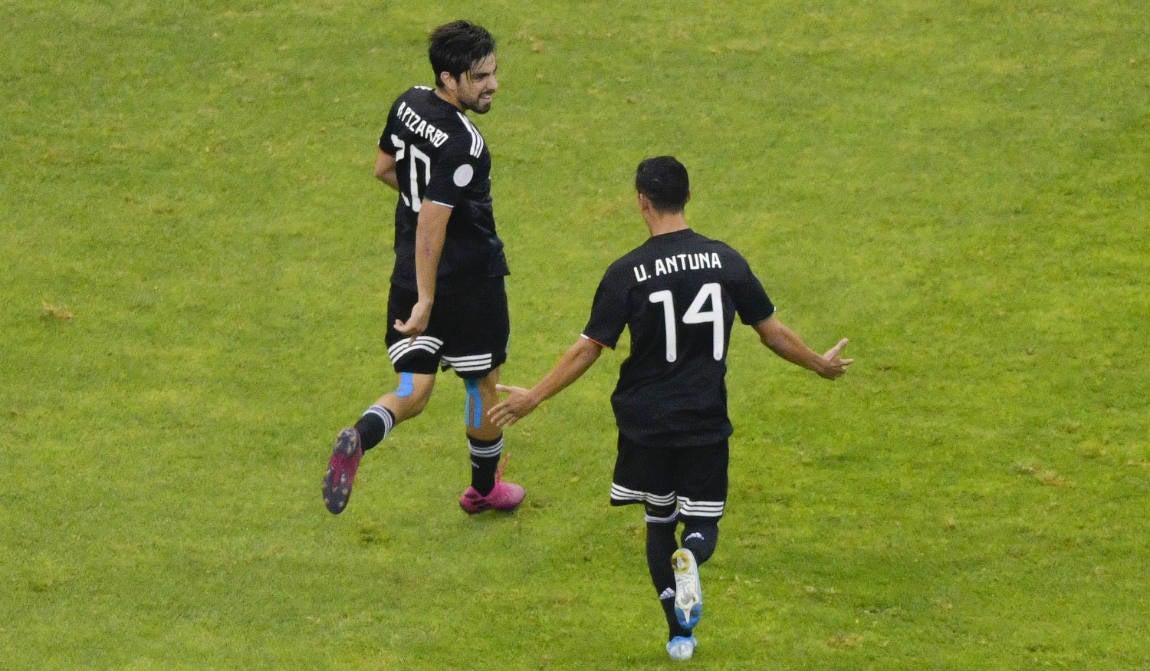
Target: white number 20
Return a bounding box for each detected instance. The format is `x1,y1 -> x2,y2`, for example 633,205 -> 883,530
648,282 -> 724,363
391,134 -> 431,212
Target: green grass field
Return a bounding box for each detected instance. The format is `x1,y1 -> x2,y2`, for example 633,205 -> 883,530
3,1 -> 1147,669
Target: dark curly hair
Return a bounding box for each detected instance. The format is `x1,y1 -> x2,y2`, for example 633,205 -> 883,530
429,21 -> 496,88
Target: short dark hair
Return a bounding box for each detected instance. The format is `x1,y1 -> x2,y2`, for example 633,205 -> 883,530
635,156 -> 690,212
429,21 -> 496,88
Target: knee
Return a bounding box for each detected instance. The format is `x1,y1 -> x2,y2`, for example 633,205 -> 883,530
386,373 -> 433,420
645,503 -> 678,526
398,395 -> 430,418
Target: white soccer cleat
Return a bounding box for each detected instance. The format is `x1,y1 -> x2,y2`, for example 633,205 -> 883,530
672,548 -> 703,630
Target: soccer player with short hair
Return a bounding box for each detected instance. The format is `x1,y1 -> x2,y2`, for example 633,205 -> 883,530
489,156 -> 852,661
323,20 -> 524,516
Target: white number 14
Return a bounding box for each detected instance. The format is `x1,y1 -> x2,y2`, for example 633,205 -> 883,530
648,282 -> 724,363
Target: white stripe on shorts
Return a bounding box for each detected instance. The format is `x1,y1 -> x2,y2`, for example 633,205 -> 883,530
388,336 -> 444,363
442,353 -> 493,373
678,497 -> 725,519
610,483 -> 676,508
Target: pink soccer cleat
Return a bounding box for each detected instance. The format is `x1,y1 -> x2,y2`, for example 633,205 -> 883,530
459,479 -> 525,514
322,428 -> 363,515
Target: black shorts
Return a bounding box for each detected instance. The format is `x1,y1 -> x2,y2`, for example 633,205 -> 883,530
609,434 -> 729,524
385,276 -> 509,379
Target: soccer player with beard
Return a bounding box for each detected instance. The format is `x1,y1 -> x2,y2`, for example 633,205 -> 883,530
323,20 -> 524,517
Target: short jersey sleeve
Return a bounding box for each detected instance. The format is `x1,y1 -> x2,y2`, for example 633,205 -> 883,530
422,130 -> 478,209
581,261 -> 631,349
725,250 -> 776,325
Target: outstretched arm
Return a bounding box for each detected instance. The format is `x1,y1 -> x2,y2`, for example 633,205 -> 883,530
754,315 -> 853,380
488,337 -> 605,427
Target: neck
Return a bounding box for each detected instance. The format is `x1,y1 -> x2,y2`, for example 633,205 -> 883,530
645,211 -> 689,237
434,86 -> 464,112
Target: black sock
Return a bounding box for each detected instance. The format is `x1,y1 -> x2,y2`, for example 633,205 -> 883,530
354,405 -> 395,451
647,520 -> 691,640
659,599 -> 693,641
468,435 -> 502,495
680,523 -> 719,565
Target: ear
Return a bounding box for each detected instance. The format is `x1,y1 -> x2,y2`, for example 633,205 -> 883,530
439,71 -> 458,92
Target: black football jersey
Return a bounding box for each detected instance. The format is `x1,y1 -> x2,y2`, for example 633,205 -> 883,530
582,229 -> 775,446
379,86 -> 508,291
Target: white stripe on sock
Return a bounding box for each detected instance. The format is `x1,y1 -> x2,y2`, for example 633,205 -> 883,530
469,437 -> 503,458
364,404 -> 394,439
